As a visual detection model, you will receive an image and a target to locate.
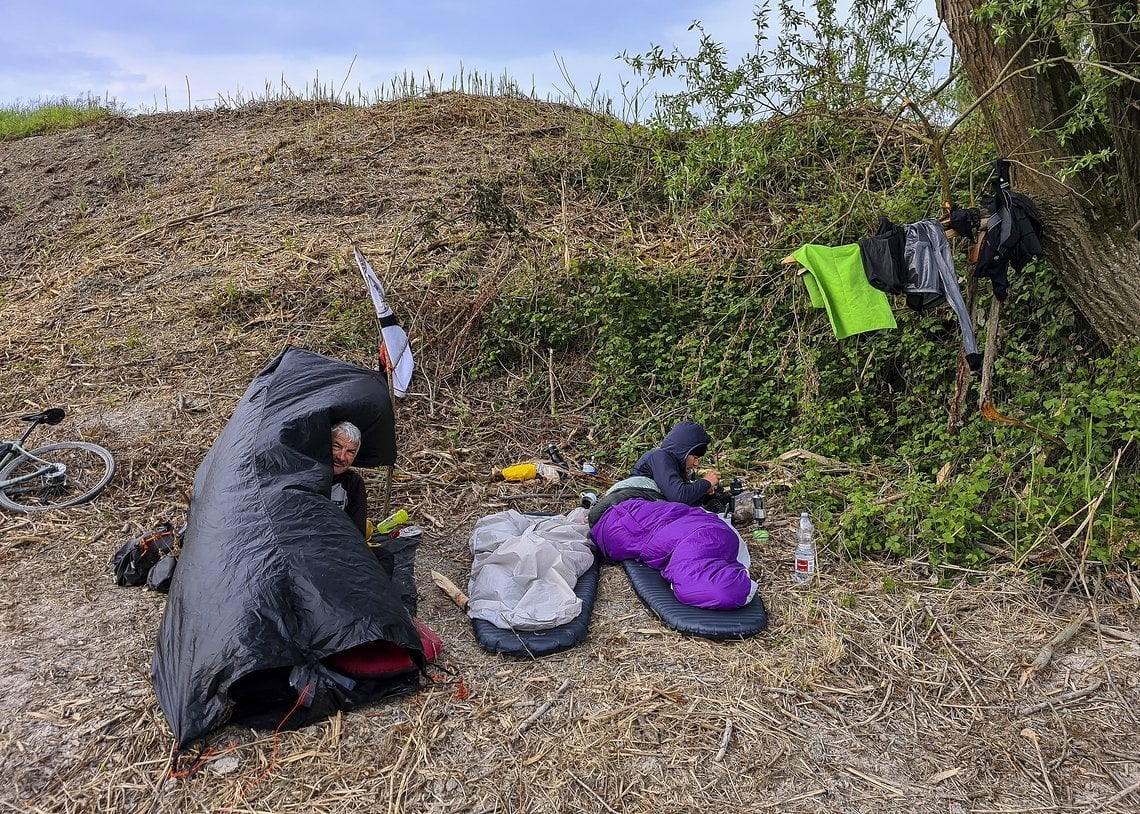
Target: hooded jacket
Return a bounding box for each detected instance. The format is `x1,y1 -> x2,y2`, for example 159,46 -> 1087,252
630,421 -> 712,506
902,219 -> 983,371
859,217 -> 983,372
976,159 -> 1044,301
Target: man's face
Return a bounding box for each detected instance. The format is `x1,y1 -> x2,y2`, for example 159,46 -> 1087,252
685,453 -> 701,470
332,432 -> 360,475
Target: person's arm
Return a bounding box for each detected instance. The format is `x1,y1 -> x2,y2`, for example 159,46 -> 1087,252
344,471 -> 369,536
645,451 -> 712,506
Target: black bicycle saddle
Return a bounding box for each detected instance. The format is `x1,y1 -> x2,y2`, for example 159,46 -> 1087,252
19,408 -> 66,425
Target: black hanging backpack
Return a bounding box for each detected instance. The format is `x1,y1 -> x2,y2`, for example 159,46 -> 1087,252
976,158 -> 1044,301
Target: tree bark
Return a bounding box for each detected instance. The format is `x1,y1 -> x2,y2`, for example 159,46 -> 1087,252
937,0 -> 1140,346
1090,0 -> 1140,229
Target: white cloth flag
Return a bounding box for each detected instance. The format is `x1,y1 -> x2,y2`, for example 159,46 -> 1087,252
354,246 -> 413,398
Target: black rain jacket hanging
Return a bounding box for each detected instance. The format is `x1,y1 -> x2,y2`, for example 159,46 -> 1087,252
859,218 -> 983,371
858,216 -> 907,295
976,158 -> 1044,301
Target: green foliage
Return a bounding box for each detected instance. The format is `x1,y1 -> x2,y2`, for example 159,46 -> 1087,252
0,96 -> 117,141
523,133 -> 1139,571
204,280 -> 273,326
459,1 -> 1140,574
774,331 -> 1140,569
622,0 -> 944,128
970,0 -> 1138,200
467,177 -> 520,234
318,294 -> 375,354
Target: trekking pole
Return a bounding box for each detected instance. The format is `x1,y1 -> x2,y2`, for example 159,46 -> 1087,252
355,243 -> 397,518
383,374 -> 395,517
376,335 -> 395,518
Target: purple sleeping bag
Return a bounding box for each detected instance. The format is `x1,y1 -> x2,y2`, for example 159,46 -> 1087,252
590,498 -> 754,609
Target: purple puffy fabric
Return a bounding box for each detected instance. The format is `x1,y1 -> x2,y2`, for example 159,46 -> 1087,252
590,499 -> 753,609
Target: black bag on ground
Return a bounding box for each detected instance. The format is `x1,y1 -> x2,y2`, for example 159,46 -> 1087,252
146,554 -> 179,593
111,526 -> 177,587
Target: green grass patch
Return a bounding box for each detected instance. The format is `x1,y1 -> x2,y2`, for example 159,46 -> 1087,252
0,96 -> 117,141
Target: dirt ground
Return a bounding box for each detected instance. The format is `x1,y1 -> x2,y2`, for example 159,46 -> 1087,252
1,95 -> 1138,813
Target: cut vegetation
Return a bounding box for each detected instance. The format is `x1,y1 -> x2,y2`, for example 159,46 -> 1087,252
1,90 -> 1137,813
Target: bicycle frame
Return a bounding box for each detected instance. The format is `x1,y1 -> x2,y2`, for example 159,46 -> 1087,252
0,443 -> 63,488
0,407 -> 114,513
0,420 -> 63,490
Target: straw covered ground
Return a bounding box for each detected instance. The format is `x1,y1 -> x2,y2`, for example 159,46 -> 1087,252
1,95 -> 1138,813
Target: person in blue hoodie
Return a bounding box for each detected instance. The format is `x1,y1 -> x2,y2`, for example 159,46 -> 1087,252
630,420 -> 721,505
588,421 -> 757,609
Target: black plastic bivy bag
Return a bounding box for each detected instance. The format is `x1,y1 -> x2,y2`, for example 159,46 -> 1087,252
152,347 -> 423,748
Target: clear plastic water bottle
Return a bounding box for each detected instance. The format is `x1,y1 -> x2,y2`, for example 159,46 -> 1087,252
794,512 -> 817,584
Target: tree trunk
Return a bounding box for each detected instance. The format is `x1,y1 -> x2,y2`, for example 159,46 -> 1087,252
1090,0 -> 1140,229
937,0 -> 1140,346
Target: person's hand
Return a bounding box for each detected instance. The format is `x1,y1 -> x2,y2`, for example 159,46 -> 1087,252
703,469 -> 721,492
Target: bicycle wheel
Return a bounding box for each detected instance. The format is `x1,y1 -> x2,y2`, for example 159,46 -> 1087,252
0,442 -> 115,512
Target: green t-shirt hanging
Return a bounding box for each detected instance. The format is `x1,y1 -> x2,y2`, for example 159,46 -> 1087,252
793,244 -> 897,339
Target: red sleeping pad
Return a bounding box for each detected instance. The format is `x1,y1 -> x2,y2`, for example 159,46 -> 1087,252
323,618 -> 443,677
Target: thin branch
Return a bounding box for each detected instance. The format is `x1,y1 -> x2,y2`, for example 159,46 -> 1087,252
117,204 -> 244,248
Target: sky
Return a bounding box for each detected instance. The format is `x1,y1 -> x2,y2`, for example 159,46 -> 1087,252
2,1 -> 945,119
0,1 -> 765,117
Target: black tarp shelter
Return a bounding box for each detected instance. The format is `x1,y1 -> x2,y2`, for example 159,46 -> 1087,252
152,347 -> 424,747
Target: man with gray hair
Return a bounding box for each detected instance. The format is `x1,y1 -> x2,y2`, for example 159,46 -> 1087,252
330,419 -> 419,614
330,420 -> 368,536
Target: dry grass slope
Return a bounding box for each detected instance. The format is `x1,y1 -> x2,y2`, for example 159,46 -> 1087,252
0,94 -> 1137,813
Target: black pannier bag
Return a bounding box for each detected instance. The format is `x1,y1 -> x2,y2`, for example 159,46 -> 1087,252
146,554 -> 178,593
111,525 -> 177,587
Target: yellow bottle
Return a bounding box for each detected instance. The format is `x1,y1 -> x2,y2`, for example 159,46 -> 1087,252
374,508 -> 409,535
499,463 -> 537,482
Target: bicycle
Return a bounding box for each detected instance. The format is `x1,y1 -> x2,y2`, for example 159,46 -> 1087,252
0,407 -> 115,512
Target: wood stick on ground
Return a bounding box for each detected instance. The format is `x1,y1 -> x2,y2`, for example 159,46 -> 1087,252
548,347 -> 556,417
1085,778 -> 1140,814
777,447 -> 853,471
713,718 -> 733,762
1019,608 -> 1090,688
1016,683 -> 1101,717
429,570 -> 469,611
570,772 -> 620,814
1020,727 -> 1057,805
517,678 -> 572,738
118,204 -> 244,248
